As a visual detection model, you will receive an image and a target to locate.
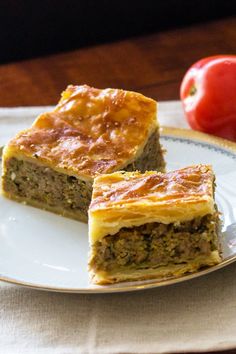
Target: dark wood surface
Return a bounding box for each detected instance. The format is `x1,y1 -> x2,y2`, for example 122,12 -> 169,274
0,17 -> 235,107
1,16 -> 236,354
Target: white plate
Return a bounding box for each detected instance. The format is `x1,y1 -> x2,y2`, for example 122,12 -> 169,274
0,127 -> 236,293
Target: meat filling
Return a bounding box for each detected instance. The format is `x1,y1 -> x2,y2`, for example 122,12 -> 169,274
124,128 -> 165,172
89,214 -> 219,271
3,157 -> 93,218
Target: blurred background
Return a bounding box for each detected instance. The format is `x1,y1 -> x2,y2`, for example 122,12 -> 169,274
1,0 -> 235,64
0,0 -> 235,106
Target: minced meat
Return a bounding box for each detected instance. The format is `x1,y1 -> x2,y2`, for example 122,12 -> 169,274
89,214 -> 219,271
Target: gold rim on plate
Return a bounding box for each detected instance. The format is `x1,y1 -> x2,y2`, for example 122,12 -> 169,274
1,127 -> 236,293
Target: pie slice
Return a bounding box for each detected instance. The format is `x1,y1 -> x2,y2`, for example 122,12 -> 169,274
88,165 -> 221,284
1,85 -> 165,222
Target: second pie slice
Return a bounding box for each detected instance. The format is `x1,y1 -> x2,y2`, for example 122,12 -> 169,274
88,165 -> 221,284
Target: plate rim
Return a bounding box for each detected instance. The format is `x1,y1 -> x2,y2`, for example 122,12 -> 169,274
1,126 -> 236,294
161,126 -> 236,153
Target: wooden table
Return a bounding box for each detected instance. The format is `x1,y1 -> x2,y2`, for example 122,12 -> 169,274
0,17 -> 235,107
1,16 -> 236,354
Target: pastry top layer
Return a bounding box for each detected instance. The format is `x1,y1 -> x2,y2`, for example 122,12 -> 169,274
89,165 -> 216,243
4,85 -> 157,180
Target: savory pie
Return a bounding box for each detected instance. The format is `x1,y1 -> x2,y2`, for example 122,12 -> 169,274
1,85 -> 165,222
88,165 -> 221,284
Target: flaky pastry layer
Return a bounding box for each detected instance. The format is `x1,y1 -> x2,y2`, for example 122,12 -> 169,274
90,251 -> 221,284
89,165 -> 216,244
3,85 -> 158,180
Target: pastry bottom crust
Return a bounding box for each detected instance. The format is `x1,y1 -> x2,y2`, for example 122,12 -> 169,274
1,190 -> 88,222
90,251 -> 221,285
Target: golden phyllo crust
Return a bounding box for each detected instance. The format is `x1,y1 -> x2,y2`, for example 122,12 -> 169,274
4,85 -> 159,180
89,165 -> 215,243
